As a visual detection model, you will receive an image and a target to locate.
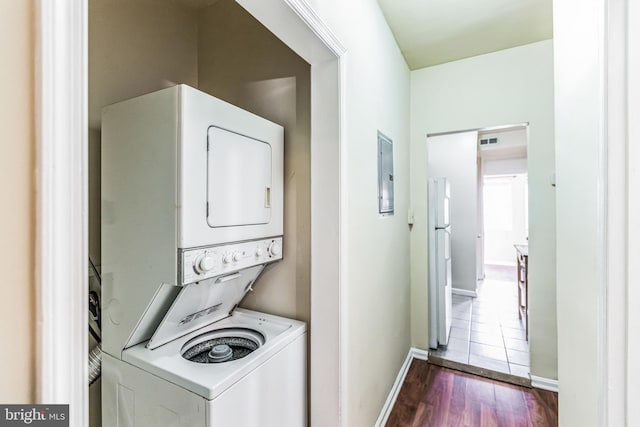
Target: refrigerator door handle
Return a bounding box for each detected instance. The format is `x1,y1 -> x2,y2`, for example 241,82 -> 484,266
444,229 -> 451,261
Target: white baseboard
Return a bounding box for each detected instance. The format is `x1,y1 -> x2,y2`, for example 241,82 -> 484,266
452,288 -> 477,298
530,375 -> 559,392
485,261 -> 517,267
374,347 -> 428,427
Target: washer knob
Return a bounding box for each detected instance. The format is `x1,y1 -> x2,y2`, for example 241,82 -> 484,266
268,241 -> 282,257
223,253 -> 233,264
233,252 -> 242,262
255,247 -> 264,257
195,254 -> 215,274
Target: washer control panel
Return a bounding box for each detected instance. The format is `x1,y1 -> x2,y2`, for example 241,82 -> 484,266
180,237 -> 283,285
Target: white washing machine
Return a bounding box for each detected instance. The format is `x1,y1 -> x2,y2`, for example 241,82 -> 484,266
101,85 -> 306,426
102,265 -> 307,427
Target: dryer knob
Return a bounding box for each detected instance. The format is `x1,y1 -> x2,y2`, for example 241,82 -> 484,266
268,242 -> 282,257
233,252 -> 242,262
196,255 -> 215,273
255,247 -> 264,257
223,253 -> 233,264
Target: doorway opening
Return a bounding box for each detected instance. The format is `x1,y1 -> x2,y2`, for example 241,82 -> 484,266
473,126 -> 530,378
428,125 -> 530,383
37,0 -> 345,425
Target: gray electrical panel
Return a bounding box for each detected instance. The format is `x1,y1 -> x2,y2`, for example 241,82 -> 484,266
377,131 -> 394,215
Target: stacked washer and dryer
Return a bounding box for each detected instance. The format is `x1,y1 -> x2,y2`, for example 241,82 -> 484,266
101,85 -> 306,426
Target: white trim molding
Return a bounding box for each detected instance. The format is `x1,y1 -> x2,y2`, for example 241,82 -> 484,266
530,375 -> 559,393
452,287 -> 478,298
375,348 -> 429,427
35,0 -> 88,426
283,0 -> 346,57
626,2 -> 640,425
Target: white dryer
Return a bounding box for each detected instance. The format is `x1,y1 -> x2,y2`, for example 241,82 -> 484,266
101,85 -> 305,426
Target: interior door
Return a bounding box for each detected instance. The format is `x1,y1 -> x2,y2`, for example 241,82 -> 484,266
207,126 -> 272,228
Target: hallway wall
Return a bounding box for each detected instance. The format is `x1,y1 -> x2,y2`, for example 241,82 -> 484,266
306,0 -> 412,425
410,40 -> 557,380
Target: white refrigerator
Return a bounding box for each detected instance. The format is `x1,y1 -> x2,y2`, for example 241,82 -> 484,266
428,177 -> 452,349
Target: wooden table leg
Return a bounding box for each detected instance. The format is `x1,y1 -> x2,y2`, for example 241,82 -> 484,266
517,255 -> 522,320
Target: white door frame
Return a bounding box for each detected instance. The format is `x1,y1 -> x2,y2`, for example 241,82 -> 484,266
554,0 -> 631,425
35,1 -> 88,424
36,1 -> 347,426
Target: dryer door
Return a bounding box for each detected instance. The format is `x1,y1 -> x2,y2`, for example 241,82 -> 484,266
207,126 -> 272,228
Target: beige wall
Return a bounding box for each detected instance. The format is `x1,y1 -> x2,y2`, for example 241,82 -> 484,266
88,0 -> 198,130
88,0 -> 199,266
0,0 -> 35,403
197,0 -> 311,322
306,0 -> 412,425
410,40 -> 557,379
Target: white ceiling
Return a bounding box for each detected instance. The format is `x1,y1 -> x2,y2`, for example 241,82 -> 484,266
377,0 -> 553,70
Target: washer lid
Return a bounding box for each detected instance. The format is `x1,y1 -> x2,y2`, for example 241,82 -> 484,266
146,265 -> 264,350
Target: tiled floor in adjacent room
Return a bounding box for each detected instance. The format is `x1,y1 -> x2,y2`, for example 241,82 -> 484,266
430,264 -> 530,378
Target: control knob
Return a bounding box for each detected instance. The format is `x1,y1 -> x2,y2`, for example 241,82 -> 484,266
268,241 -> 282,257
255,247 -> 264,257
233,252 -> 243,262
194,254 -> 215,274
223,253 -> 233,264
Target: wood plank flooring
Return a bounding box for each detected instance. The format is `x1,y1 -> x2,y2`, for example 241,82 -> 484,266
386,359 -> 558,427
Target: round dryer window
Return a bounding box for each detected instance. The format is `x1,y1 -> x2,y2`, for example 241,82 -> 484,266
181,328 -> 265,364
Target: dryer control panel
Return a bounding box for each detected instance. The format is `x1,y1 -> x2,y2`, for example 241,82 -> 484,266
179,237 -> 282,285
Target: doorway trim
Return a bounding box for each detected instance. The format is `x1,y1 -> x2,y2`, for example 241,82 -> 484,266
35,1 -> 346,427
35,1 -> 88,425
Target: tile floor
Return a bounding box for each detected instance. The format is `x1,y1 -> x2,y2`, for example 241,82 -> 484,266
431,264 -> 530,378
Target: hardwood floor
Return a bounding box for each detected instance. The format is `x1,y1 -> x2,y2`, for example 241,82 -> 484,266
386,360 -> 558,427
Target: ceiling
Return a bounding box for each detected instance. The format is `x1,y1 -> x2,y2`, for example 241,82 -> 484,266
377,0 -> 553,70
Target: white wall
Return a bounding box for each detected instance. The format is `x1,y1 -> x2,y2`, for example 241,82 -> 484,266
483,158 -> 527,175
0,0 -> 35,403
479,128 -> 528,157
427,132 -> 478,292
410,40 -> 557,380
628,2 -> 640,424
305,1 -> 411,425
